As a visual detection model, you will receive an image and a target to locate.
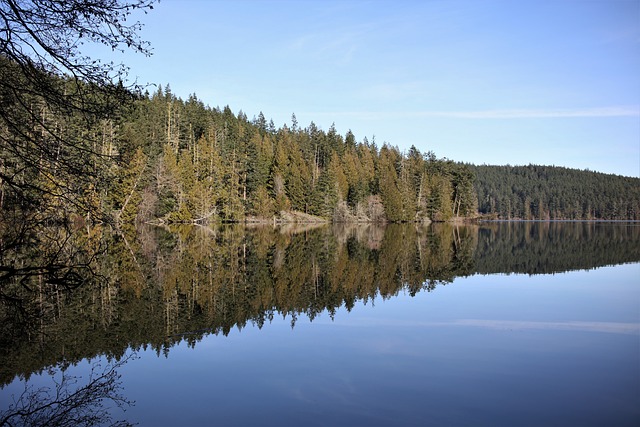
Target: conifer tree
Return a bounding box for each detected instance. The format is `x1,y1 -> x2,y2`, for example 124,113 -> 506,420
378,146 -> 404,221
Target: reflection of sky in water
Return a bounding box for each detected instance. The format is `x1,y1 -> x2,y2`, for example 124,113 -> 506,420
322,317 -> 640,334
358,262 -> 640,325
3,263 -> 639,426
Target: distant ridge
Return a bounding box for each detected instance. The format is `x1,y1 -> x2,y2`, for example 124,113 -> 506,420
469,164 -> 640,220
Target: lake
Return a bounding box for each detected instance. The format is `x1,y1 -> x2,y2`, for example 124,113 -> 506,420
1,222 -> 639,426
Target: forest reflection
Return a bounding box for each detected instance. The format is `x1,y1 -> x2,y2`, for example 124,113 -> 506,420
1,221 -> 639,386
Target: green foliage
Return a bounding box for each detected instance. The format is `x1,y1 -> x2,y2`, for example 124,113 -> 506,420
471,165 -> 640,220
378,145 -> 404,221
9,59 -> 635,225
310,162 -> 339,218
251,186 -> 275,217
112,147 -> 147,224
89,91 -> 476,223
22,36 -> 632,226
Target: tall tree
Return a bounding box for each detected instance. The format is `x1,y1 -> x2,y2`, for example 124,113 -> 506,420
378,145 -> 403,221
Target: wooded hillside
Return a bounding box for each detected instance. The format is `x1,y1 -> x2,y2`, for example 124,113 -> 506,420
471,164 -> 640,220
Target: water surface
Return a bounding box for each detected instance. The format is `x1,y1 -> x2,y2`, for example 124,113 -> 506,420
1,222 -> 639,426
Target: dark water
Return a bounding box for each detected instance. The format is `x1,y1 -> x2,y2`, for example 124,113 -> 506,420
1,222 -> 639,426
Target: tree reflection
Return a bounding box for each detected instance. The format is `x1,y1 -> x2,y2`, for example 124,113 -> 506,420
0,354 -> 135,427
474,222 -> 640,275
1,221 -> 639,388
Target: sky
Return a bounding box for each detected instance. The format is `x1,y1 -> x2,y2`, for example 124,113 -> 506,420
101,0 -> 639,177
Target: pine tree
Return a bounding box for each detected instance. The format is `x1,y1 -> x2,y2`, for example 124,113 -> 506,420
378,146 -> 403,222
311,160 -> 338,218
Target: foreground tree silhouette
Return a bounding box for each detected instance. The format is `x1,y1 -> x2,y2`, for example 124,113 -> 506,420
0,0 -> 154,210
0,0 -> 154,312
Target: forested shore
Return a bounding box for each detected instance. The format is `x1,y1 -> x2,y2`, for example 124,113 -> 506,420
3,68 -> 637,227
109,86 -> 477,224
4,43 -> 638,315
96,87 -> 640,225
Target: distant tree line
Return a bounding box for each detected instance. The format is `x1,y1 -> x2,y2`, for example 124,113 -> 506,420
471,164 -> 640,220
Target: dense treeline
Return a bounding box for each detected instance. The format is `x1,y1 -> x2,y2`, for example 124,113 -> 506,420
0,70 -> 476,226
0,57 -> 466,307
111,86 -> 477,224
471,164 -> 640,220
3,50 -> 638,230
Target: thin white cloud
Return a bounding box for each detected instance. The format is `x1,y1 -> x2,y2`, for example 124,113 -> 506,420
415,106 -> 640,119
283,20 -> 377,65
308,106 -> 640,120
325,317 -> 640,335
453,319 -> 640,334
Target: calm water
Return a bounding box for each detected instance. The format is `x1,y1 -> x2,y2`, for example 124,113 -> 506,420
1,222 -> 639,426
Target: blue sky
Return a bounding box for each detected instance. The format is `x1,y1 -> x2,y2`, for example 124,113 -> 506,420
107,0 -> 639,177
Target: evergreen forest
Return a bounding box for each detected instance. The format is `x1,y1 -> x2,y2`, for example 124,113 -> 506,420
1,51 -> 480,227
5,68 -> 638,228
103,85 -> 479,224
471,164 -> 640,220
0,67 -> 479,227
